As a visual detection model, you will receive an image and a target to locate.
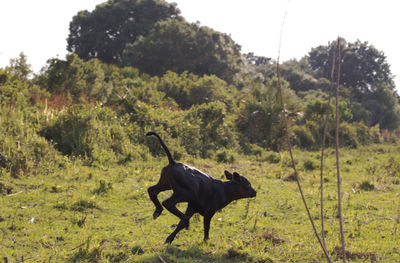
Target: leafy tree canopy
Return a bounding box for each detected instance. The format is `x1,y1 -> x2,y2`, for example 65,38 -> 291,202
122,19 -> 244,82
307,38 -> 399,129
308,38 -> 395,95
67,0 -> 181,64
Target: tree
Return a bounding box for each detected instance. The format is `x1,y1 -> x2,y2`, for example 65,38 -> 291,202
122,19 -> 244,82
307,38 -> 400,130
243,53 -> 275,83
362,83 -> 400,130
279,59 -> 319,93
9,52 -> 32,81
67,0 -> 181,64
308,38 -> 395,96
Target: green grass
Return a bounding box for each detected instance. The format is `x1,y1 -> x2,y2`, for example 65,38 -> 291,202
1,144 -> 400,262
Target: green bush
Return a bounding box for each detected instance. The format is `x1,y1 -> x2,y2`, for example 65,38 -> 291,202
92,180 -> 113,195
292,125 -> 315,149
236,80 -> 298,151
215,150 -> 235,163
266,152 -> 281,163
359,180 -> 375,191
41,104 -> 139,165
339,122 -> 359,148
303,159 -> 318,171
183,102 -> 236,157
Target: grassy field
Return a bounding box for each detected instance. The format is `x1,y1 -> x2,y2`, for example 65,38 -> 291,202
1,144 -> 400,262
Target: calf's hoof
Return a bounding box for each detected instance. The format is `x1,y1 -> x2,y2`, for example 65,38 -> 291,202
165,235 -> 174,244
182,217 -> 190,229
153,209 -> 162,219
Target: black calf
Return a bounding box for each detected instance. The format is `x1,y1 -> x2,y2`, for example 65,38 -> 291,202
146,131 -> 257,244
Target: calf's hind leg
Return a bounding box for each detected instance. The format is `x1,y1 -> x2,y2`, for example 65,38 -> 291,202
165,205 -> 196,244
162,191 -> 191,228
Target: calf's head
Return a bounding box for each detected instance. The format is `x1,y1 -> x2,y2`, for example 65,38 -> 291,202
224,170 -> 257,199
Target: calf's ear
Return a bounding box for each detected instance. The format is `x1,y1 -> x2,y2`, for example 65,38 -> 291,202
233,172 -> 241,182
224,170 -> 233,180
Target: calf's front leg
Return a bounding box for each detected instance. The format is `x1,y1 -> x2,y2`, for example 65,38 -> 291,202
203,213 -> 214,241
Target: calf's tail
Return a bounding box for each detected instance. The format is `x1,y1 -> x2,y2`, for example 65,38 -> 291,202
146,131 -> 175,165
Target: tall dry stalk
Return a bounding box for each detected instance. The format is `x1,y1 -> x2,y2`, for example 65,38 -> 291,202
275,3 -> 332,261
335,37 -> 346,262
134,217 -> 167,263
319,45 -> 336,249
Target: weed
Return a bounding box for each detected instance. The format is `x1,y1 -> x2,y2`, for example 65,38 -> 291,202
282,172 -> 297,182
0,182 -> 13,195
266,152 -> 281,163
73,214 -> 87,228
92,180 -> 112,195
69,239 -> 106,262
216,150 -> 235,163
303,159 -> 318,171
331,246 -> 377,262
131,245 -> 145,255
53,202 -> 67,210
70,199 -> 100,212
359,180 -> 375,191
49,185 -> 62,193
261,229 -> 285,245
225,248 -> 249,260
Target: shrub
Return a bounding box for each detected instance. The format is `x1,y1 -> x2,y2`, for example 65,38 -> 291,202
216,150 -> 235,163
92,180 -> 113,195
292,125 -> 315,149
359,180 -> 375,191
266,152 -> 281,163
157,71 -> 235,110
184,102 -> 236,157
236,83 -> 287,151
71,200 -> 101,212
41,104 -> 93,157
241,142 -> 264,156
0,106 -> 63,177
339,122 -> 359,148
303,159 -> 318,171
41,104 -> 139,165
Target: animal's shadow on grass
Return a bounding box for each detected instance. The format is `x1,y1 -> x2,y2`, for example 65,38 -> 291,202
66,241 -> 261,263
141,244 -> 260,263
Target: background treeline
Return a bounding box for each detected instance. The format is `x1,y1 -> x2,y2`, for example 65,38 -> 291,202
1,0 -> 399,178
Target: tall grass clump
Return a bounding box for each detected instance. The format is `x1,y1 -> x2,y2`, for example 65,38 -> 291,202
0,68 -> 65,177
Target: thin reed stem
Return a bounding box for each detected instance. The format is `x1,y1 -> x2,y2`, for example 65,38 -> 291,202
275,4 -> 332,261
335,37 -> 346,262
134,217 -> 167,263
319,46 -> 336,249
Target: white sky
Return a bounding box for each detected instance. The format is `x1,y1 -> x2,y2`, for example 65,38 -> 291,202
0,0 -> 398,89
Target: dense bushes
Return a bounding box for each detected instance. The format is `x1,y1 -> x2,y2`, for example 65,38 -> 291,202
236,79 -> 298,151
40,104 -> 144,166
0,62 -> 65,177
0,51 -> 397,178
157,71 -> 237,110
132,101 -> 236,158
291,97 -> 383,149
0,106 -> 64,177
